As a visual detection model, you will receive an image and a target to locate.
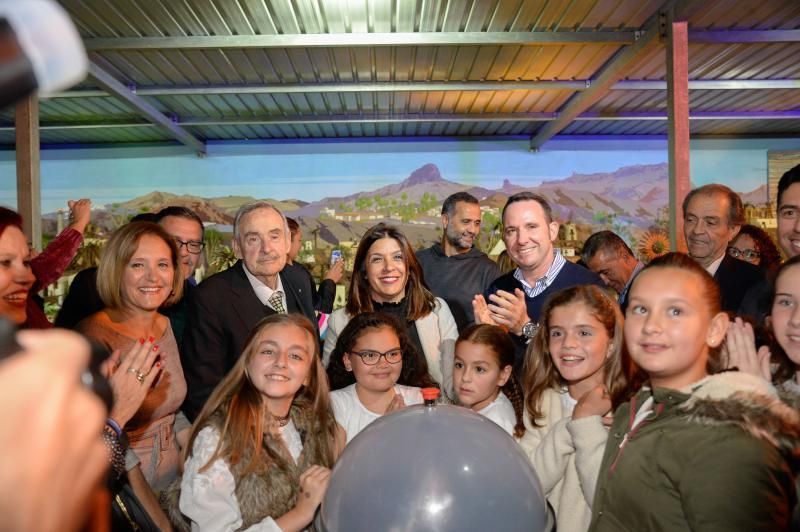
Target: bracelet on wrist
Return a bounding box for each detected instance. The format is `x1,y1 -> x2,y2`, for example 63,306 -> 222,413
105,418 -> 122,437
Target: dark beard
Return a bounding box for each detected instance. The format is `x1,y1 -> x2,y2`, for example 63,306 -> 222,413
445,227 -> 473,251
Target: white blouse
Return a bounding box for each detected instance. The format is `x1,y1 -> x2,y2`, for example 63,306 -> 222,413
330,383 -> 424,443
477,392 -> 517,436
179,423 -> 303,531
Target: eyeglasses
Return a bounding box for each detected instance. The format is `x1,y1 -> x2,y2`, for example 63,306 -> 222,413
174,238 -> 205,254
348,349 -> 403,365
727,246 -> 760,260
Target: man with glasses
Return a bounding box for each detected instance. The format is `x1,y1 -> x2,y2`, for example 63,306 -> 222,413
156,206 -> 205,285
56,206 -> 205,342
152,206 -> 205,342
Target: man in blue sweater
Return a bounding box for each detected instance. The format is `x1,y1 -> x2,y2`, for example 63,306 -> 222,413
474,192 -> 603,372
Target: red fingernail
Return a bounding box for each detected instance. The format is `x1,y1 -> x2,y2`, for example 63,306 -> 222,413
139,338 -> 145,344
153,345 -> 159,351
148,336 -> 155,343
156,362 -> 162,368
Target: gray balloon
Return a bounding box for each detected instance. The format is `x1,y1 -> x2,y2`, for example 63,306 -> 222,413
317,404 -> 550,532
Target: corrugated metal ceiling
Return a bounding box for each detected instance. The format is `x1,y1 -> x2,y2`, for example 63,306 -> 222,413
2,0 -> 799,149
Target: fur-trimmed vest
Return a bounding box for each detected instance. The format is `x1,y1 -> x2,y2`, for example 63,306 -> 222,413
166,404 -> 333,531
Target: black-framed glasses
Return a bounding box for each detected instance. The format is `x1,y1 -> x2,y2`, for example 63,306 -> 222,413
348,348 -> 403,365
727,246 -> 759,260
174,238 -> 205,254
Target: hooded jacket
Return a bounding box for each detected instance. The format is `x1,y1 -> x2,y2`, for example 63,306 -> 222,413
589,372 -> 800,532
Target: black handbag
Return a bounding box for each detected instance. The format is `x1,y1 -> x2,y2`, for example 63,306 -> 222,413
110,474 -> 160,532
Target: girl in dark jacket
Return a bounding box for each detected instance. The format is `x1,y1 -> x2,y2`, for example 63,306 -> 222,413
590,253 -> 800,532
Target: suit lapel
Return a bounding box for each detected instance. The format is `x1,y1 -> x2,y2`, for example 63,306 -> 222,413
281,267 -> 312,318
229,261 -> 273,330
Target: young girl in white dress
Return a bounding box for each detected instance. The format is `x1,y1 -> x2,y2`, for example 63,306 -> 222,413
326,312 -> 437,443
176,314 -> 343,531
452,323 -> 525,438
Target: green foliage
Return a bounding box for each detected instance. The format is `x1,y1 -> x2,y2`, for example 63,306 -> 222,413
398,204 -> 416,222
355,196 -> 373,211
479,211 -> 502,252
592,211 -> 616,227
418,192 -> 439,213
208,245 -> 237,275
71,239 -> 103,271
204,228 -> 237,275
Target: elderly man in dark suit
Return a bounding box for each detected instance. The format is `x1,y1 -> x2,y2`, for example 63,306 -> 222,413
181,202 -> 317,420
682,184 -> 765,314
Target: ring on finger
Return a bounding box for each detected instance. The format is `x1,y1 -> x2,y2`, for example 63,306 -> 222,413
136,370 -> 146,383
127,367 -> 139,374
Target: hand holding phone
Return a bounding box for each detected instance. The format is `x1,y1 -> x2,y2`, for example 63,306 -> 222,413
330,249 -> 342,266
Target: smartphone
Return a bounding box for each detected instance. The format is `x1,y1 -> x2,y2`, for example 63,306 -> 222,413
330,249 -> 342,266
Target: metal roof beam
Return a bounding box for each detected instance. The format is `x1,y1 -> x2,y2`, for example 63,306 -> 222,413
616,79 -> 800,90
4,109 -> 797,131
83,31 -> 637,51
578,111 -> 800,120
82,30 -> 800,51
689,29 -> 800,43
529,0 -> 697,150
49,78 -> 800,99
87,62 -> 206,155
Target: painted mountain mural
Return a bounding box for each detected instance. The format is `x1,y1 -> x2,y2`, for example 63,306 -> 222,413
58,162 -> 769,261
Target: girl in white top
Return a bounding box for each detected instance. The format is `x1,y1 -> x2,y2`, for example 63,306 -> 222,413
175,314 -> 344,532
327,312 -> 438,443
453,324 -> 526,438
518,285 -> 625,532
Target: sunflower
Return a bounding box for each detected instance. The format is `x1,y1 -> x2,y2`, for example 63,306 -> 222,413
638,230 -> 671,262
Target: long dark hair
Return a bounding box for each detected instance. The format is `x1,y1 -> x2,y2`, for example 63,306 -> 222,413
346,223 -> 435,320
327,312 -> 437,391
768,255 -> 800,383
456,324 -> 526,438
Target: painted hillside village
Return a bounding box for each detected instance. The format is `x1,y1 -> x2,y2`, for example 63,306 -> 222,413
42,162 -> 774,315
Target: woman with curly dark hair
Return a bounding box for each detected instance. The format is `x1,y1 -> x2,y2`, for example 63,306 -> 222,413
728,224 -> 782,271
327,312 -> 437,444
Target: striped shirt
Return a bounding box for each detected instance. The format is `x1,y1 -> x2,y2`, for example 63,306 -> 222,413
513,251 -> 567,299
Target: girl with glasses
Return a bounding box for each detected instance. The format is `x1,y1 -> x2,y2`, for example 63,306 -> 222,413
327,312 -> 437,444
453,323 -> 525,438
727,223 -> 782,271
